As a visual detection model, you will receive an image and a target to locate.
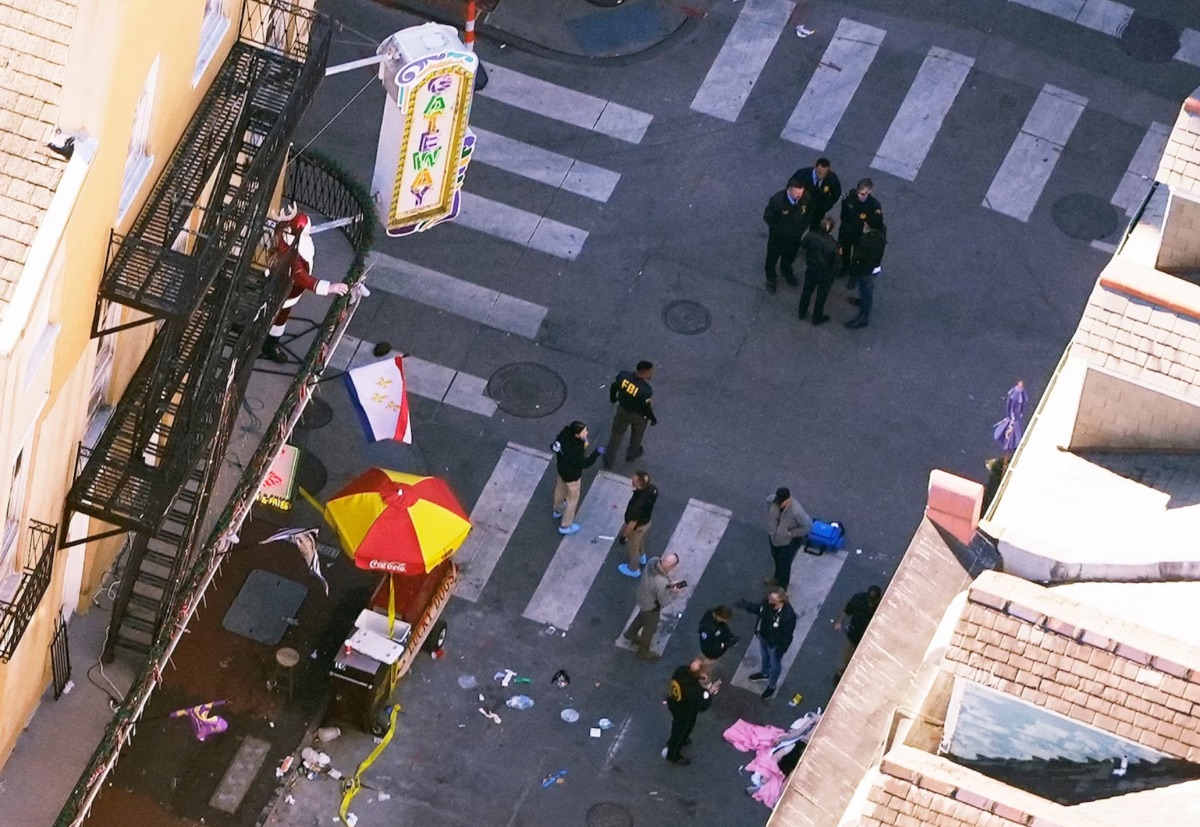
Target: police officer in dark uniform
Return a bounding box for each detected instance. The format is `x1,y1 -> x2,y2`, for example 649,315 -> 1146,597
791,157 -> 842,231
604,361 -> 656,468
762,178 -> 810,293
664,658 -> 718,766
838,178 -> 883,284
797,216 -> 840,325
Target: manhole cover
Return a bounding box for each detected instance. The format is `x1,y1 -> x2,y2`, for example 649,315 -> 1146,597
296,452 -> 327,496
1051,193 -> 1119,241
586,802 -> 634,827
1118,15 -> 1180,63
662,300 -> 711,335
486,363 -> 567,418
296,398 -> 333,429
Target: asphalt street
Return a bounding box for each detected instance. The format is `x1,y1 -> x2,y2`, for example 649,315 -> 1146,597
275,0 -> 1200,824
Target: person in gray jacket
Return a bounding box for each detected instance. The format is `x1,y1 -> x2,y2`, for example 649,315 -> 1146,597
623,553 -> 684,661
766,487 -> 812,590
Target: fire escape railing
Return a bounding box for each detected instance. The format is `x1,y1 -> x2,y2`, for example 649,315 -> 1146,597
0,520 -> 59,662
56,148 -> 377,827
66,0 -> 332,537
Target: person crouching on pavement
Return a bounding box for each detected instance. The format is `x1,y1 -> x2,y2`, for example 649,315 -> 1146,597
698,605 -> 738,674
550,421 -> 603,535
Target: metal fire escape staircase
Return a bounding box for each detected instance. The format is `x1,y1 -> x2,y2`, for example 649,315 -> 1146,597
64,4 -> 331,659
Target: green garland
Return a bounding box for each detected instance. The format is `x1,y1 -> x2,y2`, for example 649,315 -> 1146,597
54,150 -> 377,827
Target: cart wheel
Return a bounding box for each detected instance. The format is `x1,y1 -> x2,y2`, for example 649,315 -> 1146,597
421,620 -> 447,653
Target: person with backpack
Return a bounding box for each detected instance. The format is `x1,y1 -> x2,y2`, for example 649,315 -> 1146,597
550,421 -> 603,535
664,657 -> 720,766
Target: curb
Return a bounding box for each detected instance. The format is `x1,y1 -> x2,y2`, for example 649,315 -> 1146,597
368,0 -> 702,66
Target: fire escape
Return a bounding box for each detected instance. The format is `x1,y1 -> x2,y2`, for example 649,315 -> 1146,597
64,1 -> 332,661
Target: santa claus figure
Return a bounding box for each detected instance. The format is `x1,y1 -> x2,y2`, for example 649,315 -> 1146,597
260,207 -> 350,363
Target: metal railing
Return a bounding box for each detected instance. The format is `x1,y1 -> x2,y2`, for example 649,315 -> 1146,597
55,149 -> 376,827
0,520 -> 59,662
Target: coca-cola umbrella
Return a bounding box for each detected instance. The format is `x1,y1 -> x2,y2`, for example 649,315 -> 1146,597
324,468 -> 471,576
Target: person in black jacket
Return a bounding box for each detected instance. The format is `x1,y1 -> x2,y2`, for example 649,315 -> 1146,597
838,178 -> 883,280
617,471 -> 658,578
791,157 -> 842,231
604,361 -> 656,467
664,657 -> 719,765
698,605 -> 738,667
763,179 -> 810,293
845,218 -> 887,329
551,421 -> 602,535
739,587 -> 797,700
797,216 -> 840,326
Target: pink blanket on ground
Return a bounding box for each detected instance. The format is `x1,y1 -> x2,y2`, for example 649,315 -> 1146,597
722,719 -> 789,808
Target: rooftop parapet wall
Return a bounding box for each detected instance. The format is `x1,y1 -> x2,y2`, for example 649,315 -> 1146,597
945,572 -> 1200,763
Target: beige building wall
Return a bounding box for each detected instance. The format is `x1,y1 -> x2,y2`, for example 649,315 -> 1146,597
0,0 -> 241,770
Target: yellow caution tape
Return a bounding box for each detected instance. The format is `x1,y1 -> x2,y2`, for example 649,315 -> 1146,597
339,703 -> 401,823
298,486 -> 326,517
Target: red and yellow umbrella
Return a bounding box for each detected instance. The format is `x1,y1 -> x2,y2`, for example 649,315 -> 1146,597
323,469 -> 471,575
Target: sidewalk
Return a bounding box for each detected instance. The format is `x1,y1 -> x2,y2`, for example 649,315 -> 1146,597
378,0 -> 703,61
0,225 -> 367,827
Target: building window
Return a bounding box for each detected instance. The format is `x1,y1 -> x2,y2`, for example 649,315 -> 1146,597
193,0 -> 231,86
1,448 -> 29,578
116,56 -> 159,224
85,301 -> 122,447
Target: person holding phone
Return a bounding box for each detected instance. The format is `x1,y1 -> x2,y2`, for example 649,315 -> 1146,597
623,553 -> 685,662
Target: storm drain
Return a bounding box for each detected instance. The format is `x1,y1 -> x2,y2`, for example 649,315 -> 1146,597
486,362 -> 567,418
586,802 -> 634,827
662,300 -> 711,335
1119,15 -> 1181,63
1051,193 -> 1119,241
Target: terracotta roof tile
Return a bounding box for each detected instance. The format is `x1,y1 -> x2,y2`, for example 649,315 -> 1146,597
949,572 -> 1200,758
0,0 -> 77,309
864,746 -> 1116,827
1070,262 -> 1200,403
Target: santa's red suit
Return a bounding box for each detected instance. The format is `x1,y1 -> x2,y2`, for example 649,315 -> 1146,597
261,212 -> 346,362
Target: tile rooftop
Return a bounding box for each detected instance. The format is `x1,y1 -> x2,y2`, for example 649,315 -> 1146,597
945,572 -> 1200,764
864,745 -> 1116,827
1071,262 -> 1200,403
0,0 -> 78,312
1159,91 -> 1200,196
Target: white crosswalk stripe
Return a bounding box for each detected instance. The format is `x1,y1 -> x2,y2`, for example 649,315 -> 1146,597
367,252 -> 546,339
614,499 -> 731,656
729,550 -> 848,692
470,127 -> 621,202
456,191 -> 589,260
522,471 -> 631,631
1008,0 -> 1132,37
476,64 -> 653,144
691,0 -> 795,122
455,443 -> 553,602
1110,122 -> 1170,217
983,84 -> 1088,222
781,18 -> 886,150
871,47 -> 974,182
